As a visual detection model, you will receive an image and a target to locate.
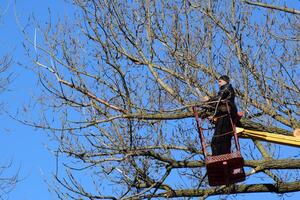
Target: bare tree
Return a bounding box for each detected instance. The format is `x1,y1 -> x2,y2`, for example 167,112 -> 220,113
22,0 -> 300,199
0,3 -> 20,199
0,63 -> 18,199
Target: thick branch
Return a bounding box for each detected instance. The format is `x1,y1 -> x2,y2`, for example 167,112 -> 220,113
118,110 -> 292,135
127,149 -> 300,170
245,159 -> 300,170
169,159 -> 300,169
149,181 -> 300,198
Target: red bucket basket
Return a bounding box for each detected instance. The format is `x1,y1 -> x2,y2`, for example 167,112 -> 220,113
205,151 -> 245,186
193,106 -> 245,186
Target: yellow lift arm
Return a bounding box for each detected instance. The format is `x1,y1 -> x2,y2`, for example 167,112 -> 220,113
236,127 -> 300,148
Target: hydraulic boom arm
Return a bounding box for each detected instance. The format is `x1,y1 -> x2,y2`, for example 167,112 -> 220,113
236,127 -> 300,148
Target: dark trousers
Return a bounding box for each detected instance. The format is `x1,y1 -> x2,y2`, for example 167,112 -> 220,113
211,115 -> 233,156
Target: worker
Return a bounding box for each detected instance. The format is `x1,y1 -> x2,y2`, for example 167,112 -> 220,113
204,75 -> 239,156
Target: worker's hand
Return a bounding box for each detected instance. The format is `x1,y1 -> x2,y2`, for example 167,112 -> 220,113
208,116 -> 216,123
202,96 -> 210,101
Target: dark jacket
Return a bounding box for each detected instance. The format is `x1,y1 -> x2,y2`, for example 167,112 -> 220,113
208,83 -> 238,119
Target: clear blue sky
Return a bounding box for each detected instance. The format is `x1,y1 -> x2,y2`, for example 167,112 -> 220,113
0,0 -> 299,200
0,1 -> 69,199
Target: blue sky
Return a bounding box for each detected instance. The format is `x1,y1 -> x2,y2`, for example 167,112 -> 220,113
0,0 -> 300,200
0,1 -> 69,199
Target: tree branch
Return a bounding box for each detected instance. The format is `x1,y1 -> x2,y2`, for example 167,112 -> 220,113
243,1 -> 300,15
148,181 -> 300,198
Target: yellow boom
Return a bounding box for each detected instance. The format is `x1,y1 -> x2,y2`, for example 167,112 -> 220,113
236,127 -> 300,148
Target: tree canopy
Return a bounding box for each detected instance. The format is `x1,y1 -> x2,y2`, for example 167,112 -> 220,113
21,0 -> 300,199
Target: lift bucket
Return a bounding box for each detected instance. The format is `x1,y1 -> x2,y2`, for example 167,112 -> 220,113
205,151 -> 245,186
